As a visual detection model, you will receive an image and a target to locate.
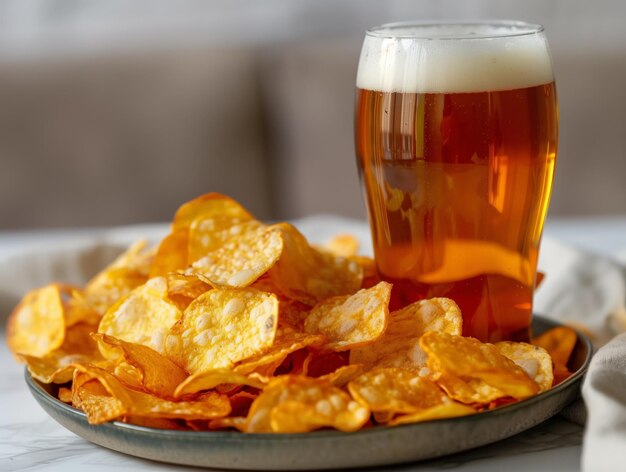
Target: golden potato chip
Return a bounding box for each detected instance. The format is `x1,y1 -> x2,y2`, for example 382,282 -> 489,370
172,193 -> 253,233
20,322 -> 101,384
496,341 -> 553,392
434,374 -> 506,404
84,241 -> 152,315
58,387 -> 73,403
233,326 -> 325,375
72,373 -> 127,424
174,369 -> 268,398
350,298 -> 462,370
209,416 -> 247,432
189,218 -> 262,265
348,368 -> 448,415
389,402 -> 476,426
270,400 -> 368,434
421,332 -> 539,400
111,361 -> 144,390
165,273 -> 211,311
63,292 -> 101,328
318,364 -> 364,387
319,234 -> 360,258
93,333 -> 187,398
269,223 -> 363,305
304,282 -> 391,351
8,284 -> 65,358
98,277 -> 182,355
166,288 -> 278,373
246,376 -> 370,433
150,230 -> 189,278
532,326 -> 577,367
277,298 -> 310,331
73,364 -> 230,424
191,226 -> 283,288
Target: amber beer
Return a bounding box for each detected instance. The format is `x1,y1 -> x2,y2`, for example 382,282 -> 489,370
355,22 -> 558,342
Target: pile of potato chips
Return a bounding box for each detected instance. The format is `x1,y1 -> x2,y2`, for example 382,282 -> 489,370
7,193 -> 577,433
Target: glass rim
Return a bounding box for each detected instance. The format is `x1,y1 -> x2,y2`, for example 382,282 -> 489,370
365,20 -> 545,40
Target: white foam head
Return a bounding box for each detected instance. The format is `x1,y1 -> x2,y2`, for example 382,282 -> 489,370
357,21 -> 554,93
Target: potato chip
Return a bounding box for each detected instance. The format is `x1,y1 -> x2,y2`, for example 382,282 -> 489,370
304,281 -> 391,351
532,326 -> 577,368
172,193 -> 253,233
165,273 -> 211,311
73,364 -> 230,424
277,298 -> 310,332
496,341 -> 554,392
434,374 -> 506,404
154,193 -> 257,276
246,376 -> 370,433
233,326 -> 324,375
8,284 -> 65,358
93,333 -> 187,398
166,288 -> 278,373
318,364 -> 364,387
63,291 -> 101,328
189,218 -> 262,265
58,387 -> 73,403
84,241 -> 152,315
20,322 -> 101,384
389,402 -> 476,426
421,332 -> 539,400
72,373 -> 127,424
111,361 -> 144,390
270,401 -> 368,434
98,277 -> 182,355
174,369 -> 268,398
150,230 -> 189,278
348,368 -> 448,415
269,223 -> 363,305
319,234 -> 360,258
191,226 -> 283,288
350,298 -> 462,370
209,416 -> 247,432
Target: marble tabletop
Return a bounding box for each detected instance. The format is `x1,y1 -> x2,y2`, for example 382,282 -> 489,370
1,216 -> 625,472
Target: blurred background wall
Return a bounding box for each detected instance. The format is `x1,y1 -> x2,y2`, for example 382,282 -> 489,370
1,0 -> 625,229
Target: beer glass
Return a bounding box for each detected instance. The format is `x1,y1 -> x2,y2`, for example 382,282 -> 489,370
355,21 -> 558,342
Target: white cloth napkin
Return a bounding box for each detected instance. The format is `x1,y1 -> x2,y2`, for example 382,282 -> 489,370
0,218 -> 625,472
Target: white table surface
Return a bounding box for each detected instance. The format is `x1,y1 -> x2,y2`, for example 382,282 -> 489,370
1,216 -> 625,472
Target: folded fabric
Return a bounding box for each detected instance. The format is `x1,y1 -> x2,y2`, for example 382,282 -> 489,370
536,237 -> 626,346
582,333 -> 626,472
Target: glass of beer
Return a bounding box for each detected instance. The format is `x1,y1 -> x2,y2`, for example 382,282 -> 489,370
355,21 -> 558,342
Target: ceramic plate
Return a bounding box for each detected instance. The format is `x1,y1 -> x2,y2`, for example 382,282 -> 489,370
26,315 -> 591,470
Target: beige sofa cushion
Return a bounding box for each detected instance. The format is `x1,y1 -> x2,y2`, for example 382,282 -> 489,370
0,48 -> 272,229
